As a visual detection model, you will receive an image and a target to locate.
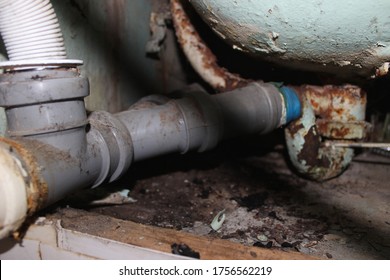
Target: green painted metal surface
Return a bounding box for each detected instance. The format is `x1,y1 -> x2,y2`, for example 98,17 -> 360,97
190,0 -> 390,77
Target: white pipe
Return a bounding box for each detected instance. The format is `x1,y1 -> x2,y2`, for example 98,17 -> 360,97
0,0 -> 67,61
0,142 -> 29,240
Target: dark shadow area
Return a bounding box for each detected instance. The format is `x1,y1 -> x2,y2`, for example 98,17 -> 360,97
0,239 -> 18,255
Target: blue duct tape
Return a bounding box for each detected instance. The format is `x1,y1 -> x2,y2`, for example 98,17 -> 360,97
279,86 -> 301,123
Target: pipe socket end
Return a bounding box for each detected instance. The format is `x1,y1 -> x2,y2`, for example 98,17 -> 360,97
0,144 -> 29,239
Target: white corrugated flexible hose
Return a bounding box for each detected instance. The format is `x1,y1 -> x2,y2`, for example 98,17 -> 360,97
0,0 -> 82,70
0,0 -> 67,61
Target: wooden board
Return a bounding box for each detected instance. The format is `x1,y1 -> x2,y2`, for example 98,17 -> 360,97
53,208 -> 318,260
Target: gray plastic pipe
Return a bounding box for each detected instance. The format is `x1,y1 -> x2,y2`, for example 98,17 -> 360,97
0,70 -> 300,239
0,69 -> 132,236
0,0 -> 301,239
116,83 -> 298,162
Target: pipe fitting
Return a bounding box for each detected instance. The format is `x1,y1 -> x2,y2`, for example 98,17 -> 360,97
278,86 -> 302,124
115,84 -> 223,161
0,68 -> 89,155
285,85 -> 369,181
116,82 -> 300,162
88,111 -> 133,186
0,69 -> 133,238
0,0 -> 135,239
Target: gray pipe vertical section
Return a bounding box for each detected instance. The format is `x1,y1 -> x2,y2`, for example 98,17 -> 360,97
1,69 -> 97,205
0,69 -> 134,206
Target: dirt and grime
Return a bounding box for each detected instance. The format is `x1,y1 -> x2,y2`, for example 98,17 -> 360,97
59,132 -> 390,260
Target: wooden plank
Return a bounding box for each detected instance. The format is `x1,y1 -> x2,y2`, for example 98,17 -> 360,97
53,208 -> 318,260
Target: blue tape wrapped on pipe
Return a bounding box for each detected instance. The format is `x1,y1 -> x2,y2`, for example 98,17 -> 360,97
279,86 -> 301,123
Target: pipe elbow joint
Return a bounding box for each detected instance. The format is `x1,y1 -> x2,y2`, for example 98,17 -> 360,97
285,85 -> 368,181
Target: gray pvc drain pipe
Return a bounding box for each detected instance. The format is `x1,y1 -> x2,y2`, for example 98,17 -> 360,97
0,73 -> 300,239
117,83 -> 300,162
0,0 -> 301,240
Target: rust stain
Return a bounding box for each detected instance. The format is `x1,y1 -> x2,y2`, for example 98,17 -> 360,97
316,121 -> 351,139
287,84 -> 367,181
286,121 -> 304,138
310,99 -> 320,110
295,84 -> 366,122
296,126 -> 331,169
170,0 -> 250,92
0,137 -> 48,233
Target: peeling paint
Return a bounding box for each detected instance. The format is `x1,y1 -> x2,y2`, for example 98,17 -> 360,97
375,62 -> 390,77
285,85 -> 370,181
189,0 -> 390,77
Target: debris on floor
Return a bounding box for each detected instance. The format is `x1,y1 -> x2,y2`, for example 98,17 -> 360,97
65,188 -> 137,206
60,134 -> 390,259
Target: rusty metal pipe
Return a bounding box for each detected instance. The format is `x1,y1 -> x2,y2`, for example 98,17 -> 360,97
285,85 -> 369,181
170,0 -> 249,92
